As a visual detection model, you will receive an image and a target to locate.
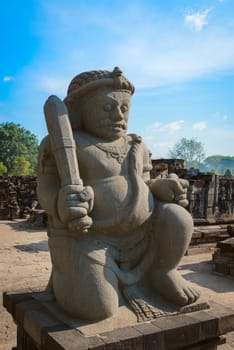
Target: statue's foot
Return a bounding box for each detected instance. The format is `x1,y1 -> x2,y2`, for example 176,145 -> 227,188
152,269 -> 200,306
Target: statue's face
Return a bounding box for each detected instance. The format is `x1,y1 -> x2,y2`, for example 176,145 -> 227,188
81,88 -> 131,141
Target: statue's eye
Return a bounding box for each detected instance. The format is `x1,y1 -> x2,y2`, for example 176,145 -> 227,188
103,103 -> 112,112
121,104 -> 128,113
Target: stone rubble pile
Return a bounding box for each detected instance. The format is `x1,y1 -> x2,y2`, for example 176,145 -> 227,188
151,159 -> 234,223
0,176 -> 47,226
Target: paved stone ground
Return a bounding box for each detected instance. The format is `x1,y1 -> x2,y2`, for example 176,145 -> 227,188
0,220 -> 50,350
0,220 -> 234,350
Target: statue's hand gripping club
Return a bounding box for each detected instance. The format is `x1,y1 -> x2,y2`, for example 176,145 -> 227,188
44,95 -> 93,232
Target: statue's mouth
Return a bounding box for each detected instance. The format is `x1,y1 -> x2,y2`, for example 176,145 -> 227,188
109,123 -> 126,130
98,121 -> 127,132
99,118 -> 127,130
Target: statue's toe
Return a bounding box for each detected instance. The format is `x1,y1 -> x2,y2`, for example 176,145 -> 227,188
182,286 -> 200,305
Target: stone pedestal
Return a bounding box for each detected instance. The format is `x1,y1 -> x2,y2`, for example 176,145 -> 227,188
3,290 -> 234,350
213,237 -> 234,276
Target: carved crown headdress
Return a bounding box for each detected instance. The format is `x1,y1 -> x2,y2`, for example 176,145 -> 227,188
64,67 -> 135,104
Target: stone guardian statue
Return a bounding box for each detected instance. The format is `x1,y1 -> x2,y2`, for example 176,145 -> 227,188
37,67 -> 199,321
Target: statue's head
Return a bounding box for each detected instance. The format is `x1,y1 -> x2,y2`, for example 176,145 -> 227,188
64,67 -> 135,141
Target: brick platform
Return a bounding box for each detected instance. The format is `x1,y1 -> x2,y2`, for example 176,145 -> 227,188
3,290 -> 234,350
186,225 -> 231,256
213,237 -> 234,276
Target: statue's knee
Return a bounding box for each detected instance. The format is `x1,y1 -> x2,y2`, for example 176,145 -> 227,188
58,262 -> 119,320
171,204 -> 193,234
156,202 -> 193,231
153,202 -> 193,250
57,286 -> 118,321
73,272 -> 119,320
92,294 -> 118,320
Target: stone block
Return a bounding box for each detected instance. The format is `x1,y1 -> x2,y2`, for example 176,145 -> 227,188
2,290 -> 33,316
15,299 -> 42,325
44,328 -> 105,350
133,322 -> 164,349
217,238 -> 234,252
24,307 -> 63,346
183,335 -> 225,350
100,326 -> 143,349
206,302 -> 234,334
186,244 -> 216,255
17,325 -> 39,350
152,314 -> 201,349
191,310 -> 219,340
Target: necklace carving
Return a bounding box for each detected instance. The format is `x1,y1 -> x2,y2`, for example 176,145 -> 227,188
95,137 -> 130,163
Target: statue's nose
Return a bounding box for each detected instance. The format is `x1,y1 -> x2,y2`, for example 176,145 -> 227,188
111,105 -> 123,121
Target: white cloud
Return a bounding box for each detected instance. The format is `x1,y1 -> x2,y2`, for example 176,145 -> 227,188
185,9 -> 211,32
12,3 -> 234,96
111,25 -> 234,89
149,120 -> 184,133
3,76 -> 14,82
192,121 -> 207,130
166,120 -> 184,132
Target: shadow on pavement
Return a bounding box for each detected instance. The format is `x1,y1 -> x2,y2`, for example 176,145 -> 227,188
14,240 -> 49,253
179,260 -> 234,293
5,219 -> 47,232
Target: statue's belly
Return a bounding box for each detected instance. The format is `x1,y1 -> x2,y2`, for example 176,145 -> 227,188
89,175 -> 154,235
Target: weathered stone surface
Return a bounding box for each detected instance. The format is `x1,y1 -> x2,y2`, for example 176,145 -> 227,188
133,322 -> 164,349
100,326 -> 143,349
3,291 -> 234,350
151,160 -> 234,222
3,290 -> 33,315
191,310 -> 219,341
0,176 -> 41,221
36,68 -> 200,321
213,237 -> 234,275
15,299 -> 43,325
152,314 -> 201,349
44,328 -> 105,350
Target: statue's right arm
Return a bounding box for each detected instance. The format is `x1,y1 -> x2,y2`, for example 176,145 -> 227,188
37,136 -> 94,231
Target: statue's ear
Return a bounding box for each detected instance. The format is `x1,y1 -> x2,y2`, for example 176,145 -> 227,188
64,99 -> 83,130
68,109 -> 83,130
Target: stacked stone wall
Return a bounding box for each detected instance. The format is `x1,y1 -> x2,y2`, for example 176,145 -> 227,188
0,176 -> 38,220
151,159 -> 234,222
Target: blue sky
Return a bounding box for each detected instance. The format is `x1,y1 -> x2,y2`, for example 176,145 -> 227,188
1,0 -> 234,159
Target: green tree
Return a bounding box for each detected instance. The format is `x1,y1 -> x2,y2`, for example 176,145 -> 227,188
0,161 -> 7,176
168,138 -> 205,169
10,156 -> 32,176
0,122 -> 38,175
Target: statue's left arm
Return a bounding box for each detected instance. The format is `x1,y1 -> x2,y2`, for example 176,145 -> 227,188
141,143 -> 189,208
148,173 -> 189,208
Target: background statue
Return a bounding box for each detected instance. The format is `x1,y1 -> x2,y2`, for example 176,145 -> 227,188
37,67 -> 199,321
